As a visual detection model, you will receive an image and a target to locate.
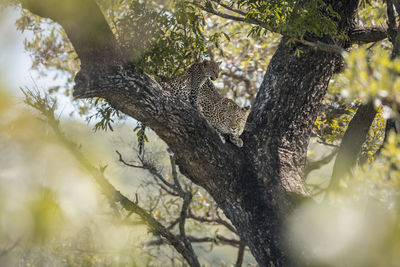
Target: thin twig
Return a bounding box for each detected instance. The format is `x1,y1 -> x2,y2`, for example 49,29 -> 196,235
116,150 -> 177,190
148,234 -> 242,247
210,0 -> 247,16
304,149 -> 338,177
179,192 -> 196,258
188,210 -> 237,234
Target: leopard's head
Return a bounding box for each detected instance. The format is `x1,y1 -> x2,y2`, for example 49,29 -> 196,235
229,104 -> 250,137
202,60 -> 221,81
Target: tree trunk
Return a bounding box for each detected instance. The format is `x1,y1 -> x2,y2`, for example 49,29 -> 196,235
329,102 -> 377,188
20,0 -> 361,265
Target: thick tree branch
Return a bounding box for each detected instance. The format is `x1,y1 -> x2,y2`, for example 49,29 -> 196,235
389,0 -> 400,58
294,38 -> 347,56
329,102 -> 377,189
349,25 -> 388,44
387,0 -> 396,34
21,0 -> 122,67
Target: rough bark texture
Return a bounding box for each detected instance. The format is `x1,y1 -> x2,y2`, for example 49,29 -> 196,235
21,0 -> 363,265
349,25 -> 388,44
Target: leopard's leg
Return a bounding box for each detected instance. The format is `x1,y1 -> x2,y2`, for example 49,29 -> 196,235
216,130 -> 226,144
189,88 -> 201,111
189,72 -> 200,109
229,134 -> 243,147
190,74 -> 208,111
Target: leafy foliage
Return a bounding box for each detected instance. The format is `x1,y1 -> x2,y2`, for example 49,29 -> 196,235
330,45 -> 400,104
314,98 -> 357,144
211,0 -> 342,39
111,0 -> 210,79
87,99 -> 120,131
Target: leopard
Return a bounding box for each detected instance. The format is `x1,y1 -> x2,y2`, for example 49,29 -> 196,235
196,79 -> 250,147
161,60 -> 221,107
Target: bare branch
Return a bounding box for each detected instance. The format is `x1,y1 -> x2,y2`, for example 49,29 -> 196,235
315,139 -> 340,148
187,235 -> 241,246
155,181 -> 180,196
179,192 -> 196,258
235,240 -> 246,267
148,234 -> 241,247
188,210 -> 237,234
304,149 -> 338,177
169,154 -> 185,195
167,217 -> 180,230
116,150 -> 177,191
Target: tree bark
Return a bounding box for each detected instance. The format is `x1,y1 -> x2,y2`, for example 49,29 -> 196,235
21,0 -> 362,265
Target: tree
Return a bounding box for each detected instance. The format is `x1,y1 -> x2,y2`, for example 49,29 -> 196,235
2,0 -> 400,266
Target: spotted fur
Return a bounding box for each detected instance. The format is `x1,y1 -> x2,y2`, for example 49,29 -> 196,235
162,60 -> 221,106
197,79 -> 250,147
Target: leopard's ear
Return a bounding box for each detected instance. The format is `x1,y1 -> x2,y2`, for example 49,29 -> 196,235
243,105 -> 251,111
217,61 -> 222,66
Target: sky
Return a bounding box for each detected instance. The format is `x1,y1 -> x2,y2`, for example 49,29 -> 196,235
0,6 -> 90,121
0,7 -> 38,94
0,6 -> 72,107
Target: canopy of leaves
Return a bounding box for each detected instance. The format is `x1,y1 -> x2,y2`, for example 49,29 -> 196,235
235,0 -> 340,38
